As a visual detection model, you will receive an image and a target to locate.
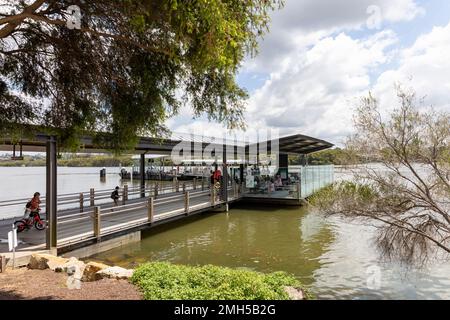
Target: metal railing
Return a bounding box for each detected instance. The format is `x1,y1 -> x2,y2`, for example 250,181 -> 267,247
0,178 -> 209,219
57,184 -> 241,247
0,176 -> 242,248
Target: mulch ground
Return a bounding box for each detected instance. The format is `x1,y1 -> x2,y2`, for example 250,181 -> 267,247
0,268 -> 143,300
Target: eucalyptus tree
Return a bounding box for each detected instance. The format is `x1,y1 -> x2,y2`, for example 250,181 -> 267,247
312,88 -> 450,265
0,0 -> 283,150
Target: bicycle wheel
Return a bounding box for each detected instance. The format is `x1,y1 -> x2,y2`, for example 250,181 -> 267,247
14,220 -> 27,233
34,220 -> 46,230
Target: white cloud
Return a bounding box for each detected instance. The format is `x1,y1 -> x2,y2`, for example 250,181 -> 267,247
167,0 -> 434,146
373,22 -> 450,112
248,16 -> 450,147
246,30 -> 398,144
246,17 -> 450,146
273,0 -> 422,31
245,0 -> 424,73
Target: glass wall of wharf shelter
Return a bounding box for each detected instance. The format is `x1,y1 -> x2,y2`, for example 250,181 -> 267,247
241,153 -> 335,200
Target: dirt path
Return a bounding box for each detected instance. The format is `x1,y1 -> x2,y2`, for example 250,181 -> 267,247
0,268 -> 142,300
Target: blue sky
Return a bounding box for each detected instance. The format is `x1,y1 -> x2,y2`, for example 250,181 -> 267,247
168,0 -> 450,146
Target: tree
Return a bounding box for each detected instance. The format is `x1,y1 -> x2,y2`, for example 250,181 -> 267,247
0,0 -> 283,150
311,88 -> 450,265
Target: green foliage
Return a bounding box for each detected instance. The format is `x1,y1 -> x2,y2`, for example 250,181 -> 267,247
309,181 -> 377,208
0,0 -> 284,152
131,262 -> 307,300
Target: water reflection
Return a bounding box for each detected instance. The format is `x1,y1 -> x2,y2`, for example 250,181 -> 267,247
89,205 -> 335,290
89,205 -> 450,299
2,166 -> 450,299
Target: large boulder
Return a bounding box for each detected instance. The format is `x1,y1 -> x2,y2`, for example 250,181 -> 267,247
82,261 -> 110,282
55,257 -> 86,275
96,266 -> 134,280
284,286 -> 305,300
28,254 -> 69,271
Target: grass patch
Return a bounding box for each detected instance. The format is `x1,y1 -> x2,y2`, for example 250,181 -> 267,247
131,262 -> 308,300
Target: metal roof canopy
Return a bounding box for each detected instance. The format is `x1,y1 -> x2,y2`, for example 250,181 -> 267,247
277,134 -> 333,154
0,131 -> 333,250
0,132 -> 333,156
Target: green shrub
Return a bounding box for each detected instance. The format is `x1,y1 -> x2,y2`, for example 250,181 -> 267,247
131,262 -> 307,300
309,181 -> 378,207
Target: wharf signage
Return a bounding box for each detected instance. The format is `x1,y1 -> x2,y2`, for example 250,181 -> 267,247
8,228 -> 17,252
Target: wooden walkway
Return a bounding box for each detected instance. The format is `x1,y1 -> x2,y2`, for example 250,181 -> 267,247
0,186 -> 240,254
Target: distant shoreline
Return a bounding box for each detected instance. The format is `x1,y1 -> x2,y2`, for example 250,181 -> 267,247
0,155 -> 134,168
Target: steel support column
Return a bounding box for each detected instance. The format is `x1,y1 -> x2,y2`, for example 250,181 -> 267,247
239,164 -> 244,184
222,145 -> 228,203
46,136 -> 57,250
278,153 -> 289,179
140,153 -> 146,198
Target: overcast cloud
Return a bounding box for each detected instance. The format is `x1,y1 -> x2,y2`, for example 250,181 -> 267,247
168,0 -> 450,146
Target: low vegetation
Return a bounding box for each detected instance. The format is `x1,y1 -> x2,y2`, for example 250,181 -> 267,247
309,181 -> 377,207
131,262 -> 308,300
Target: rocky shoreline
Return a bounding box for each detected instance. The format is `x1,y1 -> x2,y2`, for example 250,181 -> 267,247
0,254 -> 141,300
28,253 -> 135,283
1,253 -> 306,300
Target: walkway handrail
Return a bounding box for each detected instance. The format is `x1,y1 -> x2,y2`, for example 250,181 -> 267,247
55,183 -> 241,247
0,179 -> 207,213
56,188 -> 211,223
0,178 -> 206,207
57,210 -> 95,222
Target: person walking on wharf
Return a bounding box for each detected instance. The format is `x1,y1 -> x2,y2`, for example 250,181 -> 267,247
111,186 -> 120,207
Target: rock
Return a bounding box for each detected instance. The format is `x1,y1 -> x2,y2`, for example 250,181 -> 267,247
55,257 -> 86,275
284,286 -> 305,300
82,261 -> 110,282
96,266 -> 134,280
28,254 -> 69,271
47,257 -> 70,271
28,254 -> 50,270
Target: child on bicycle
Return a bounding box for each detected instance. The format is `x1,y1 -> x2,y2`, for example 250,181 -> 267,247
24,192 -> 41,221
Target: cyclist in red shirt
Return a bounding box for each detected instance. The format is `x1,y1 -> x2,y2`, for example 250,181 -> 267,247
24,192 -> 41,220
29,192 -> 41,213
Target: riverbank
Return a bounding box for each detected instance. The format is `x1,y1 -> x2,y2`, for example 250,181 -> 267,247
0,253 -> 307,300
0,155 -> 134,167
0,268 -> 142,300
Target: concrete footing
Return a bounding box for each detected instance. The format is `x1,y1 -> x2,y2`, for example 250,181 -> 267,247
210,204 -> 229,213
61,231 -> 141,260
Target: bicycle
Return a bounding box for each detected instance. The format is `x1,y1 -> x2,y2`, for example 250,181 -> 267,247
14,209 -> 46,233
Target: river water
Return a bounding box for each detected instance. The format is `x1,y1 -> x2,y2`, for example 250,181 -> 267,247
1,166 -> 450,299
0,167 -> 144,219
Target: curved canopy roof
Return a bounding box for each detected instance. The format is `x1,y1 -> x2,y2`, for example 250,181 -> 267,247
277,134 -> 334,154
0,131 -> 333,155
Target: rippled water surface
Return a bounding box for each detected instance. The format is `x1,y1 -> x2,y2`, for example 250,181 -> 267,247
90,205 -> 450,299
2,166 -> 450,299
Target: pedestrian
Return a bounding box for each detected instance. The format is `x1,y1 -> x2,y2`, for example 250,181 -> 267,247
111,186 -> 120,206
213,167 -> 222,183
210,170 -> 214,187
